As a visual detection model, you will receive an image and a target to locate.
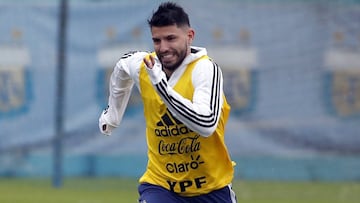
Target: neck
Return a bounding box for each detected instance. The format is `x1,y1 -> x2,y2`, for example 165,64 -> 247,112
163,68 -> 174,80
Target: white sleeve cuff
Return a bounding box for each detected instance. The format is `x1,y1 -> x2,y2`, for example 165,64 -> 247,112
98,111 -> 116,136
145,60 -> 165,84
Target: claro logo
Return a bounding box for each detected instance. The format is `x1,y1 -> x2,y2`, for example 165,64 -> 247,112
155,112 -> 193,137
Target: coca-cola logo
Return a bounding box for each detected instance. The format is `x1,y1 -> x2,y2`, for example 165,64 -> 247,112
158,135 -> 201,155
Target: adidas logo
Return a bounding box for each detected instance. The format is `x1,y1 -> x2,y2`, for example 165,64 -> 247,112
155,112 -> 193,137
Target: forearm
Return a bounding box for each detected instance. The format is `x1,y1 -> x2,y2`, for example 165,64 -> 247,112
99,65 -> 134,135
105,74 -> 133,127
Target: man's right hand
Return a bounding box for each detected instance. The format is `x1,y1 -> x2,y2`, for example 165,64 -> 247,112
99,111 -> 115,136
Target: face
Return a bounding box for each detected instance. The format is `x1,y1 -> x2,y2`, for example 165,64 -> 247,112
151,24 -> 194,71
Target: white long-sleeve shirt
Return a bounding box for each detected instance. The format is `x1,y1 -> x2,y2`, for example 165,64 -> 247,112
99,46 -> 224,137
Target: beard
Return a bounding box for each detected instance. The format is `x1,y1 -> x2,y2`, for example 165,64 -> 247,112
157,44 -> 188,71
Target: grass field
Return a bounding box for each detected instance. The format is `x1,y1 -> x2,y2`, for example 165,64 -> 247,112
1,178 -> 360,203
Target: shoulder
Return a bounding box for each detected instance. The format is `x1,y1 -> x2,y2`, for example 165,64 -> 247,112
118,51 -> 148,66
115,51 -> 148,77
189,46 -> 216,68
191,51 -> 222,86
192,56 -> 217,75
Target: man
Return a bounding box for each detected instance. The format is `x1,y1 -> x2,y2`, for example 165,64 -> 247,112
99,2 -> 236,202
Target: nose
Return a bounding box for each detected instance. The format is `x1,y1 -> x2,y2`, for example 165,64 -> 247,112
158,40 -> 170,53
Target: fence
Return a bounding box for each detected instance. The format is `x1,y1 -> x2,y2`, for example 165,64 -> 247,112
1,0 -> 360,182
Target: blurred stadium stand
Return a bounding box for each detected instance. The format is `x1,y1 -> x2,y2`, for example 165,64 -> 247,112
1,0 -> 360,181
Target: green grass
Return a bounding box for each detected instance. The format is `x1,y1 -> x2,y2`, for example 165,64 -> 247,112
0,178 -> 359,203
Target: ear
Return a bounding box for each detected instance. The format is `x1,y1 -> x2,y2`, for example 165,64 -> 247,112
187,28 -> 195,44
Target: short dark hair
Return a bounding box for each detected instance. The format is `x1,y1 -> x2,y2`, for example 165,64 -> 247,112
148,2 -> 190,27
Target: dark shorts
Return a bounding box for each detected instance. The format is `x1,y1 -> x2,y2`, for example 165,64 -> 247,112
138,182 -> 237,203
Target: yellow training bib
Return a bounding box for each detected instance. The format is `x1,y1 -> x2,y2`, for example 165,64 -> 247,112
138,53 -> 233,196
